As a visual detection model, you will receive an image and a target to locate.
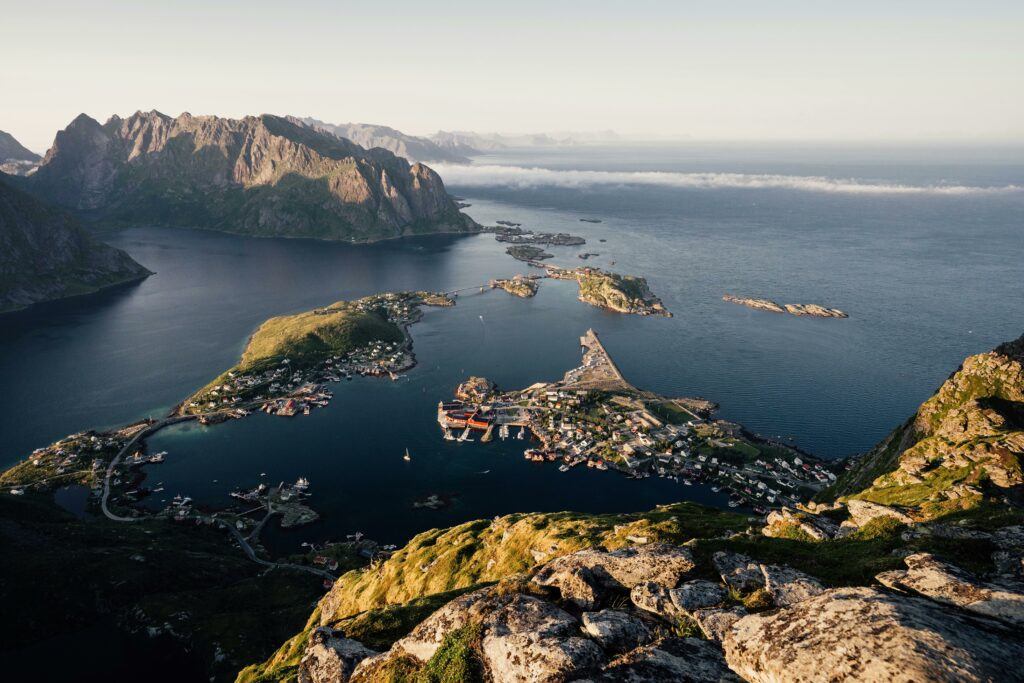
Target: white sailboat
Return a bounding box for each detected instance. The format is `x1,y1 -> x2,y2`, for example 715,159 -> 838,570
516,427 -> 525,440
403,448 -> 411,462
443,428 -> 455,441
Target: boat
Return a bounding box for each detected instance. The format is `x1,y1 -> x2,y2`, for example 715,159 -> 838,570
558,464 -> 570,472
10,488 -> 24,496
303,406 -> 310,415
443,428 -> 455,441
295,477 -> 310,490
478,470 -> 491,474
499,424 -> 509,439
152,487 -> 164,493
516,427 -> 525,440
403,448 -> 411,462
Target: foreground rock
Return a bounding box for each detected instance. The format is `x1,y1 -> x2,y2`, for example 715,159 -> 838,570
581,637 -> 740,682
713,552 -> 765,593
724,586 -> 1024,682
533,545 -> 696,608
760,564 -> 825,607
298,628 -> 377,683
876,553 -> 1024,627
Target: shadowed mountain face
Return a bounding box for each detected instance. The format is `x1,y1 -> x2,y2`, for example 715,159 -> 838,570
28,111 -> 477,242
0,176 -> 150,313
0,130 -> 40,163
290,116 -> 472,164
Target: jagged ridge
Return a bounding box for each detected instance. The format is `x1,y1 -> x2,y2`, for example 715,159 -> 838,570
28,111 -> 478,241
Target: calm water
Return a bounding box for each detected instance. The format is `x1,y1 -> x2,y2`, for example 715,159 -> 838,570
2,143 -> 1022,549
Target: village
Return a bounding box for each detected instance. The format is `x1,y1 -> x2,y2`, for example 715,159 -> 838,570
181,292 -> 443,421
436,329 -> 836,513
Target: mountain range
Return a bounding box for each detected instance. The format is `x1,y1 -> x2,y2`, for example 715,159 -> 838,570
289,117 -> 472,164
0,174 -> 150,313
0,129 -> 41,176
25,111 -> 477,242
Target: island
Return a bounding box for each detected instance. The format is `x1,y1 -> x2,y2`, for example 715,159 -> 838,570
489,275 -> 540,298
437,329 -> 829,511
548,265 -> 671,316
506,244 -> 553,262
579,218 -> 602,223
723,294 -> 847,318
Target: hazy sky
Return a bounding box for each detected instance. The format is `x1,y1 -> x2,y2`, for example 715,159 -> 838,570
3,0 -> 1022,152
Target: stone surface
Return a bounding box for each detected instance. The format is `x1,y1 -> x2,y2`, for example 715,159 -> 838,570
876,552 -> 1024,626
578,637 -> 740,682
691,606 -> 748,642
760,564 -> 825,607
668,580 -> 728,612
483,632 -> 604,683
712,551 -> 764,592
532,545 -> 695,608
394,589 -> 577,662
763,507 -> 841,540
580,609 -> 652,653
846,499 -> 914,526
630,581 -> 681,620
298,628 -> 377,683
724,586 -> 1024,683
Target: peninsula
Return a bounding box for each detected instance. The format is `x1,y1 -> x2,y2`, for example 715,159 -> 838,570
724,294 -> 848,318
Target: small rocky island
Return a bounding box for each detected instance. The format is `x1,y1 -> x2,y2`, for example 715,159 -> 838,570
549,266 -> 671,316
723,295 -> 847,319
489,275 -> 539,298
506,244 -> 553,262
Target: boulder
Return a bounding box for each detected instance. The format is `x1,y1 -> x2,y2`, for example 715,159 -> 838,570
876,552 -> 1024,627
723,586 -> 1024,682
482,632 -> 604,683
691,606 -> 748,643
763,507 -> 840,540
630,581 -> 681,621
394,589 -> 576,662
533,545 -> 695,608
580,609 -> 652,653
846,499 -> 914,527
298,629 -> 377,683
668,580 -> 728,612
760,564 -> 825,607
712,552 -> 764,592
577,637 -> 741,682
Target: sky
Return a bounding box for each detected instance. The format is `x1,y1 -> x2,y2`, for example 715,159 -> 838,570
2,0 -> 1023,153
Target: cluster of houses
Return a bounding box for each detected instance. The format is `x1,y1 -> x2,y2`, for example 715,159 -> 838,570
438,375 -> 836,514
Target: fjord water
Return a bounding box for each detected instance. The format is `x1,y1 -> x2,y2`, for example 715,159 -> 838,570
2,143 -> 1022,549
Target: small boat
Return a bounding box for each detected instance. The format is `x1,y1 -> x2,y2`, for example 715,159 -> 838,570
152,487 -> 165,493
478,470 -> 491,474
295,477 -> 310,490
303,406 -> 310,415
558,464 -> 570,472
516,427 -> 525,440
443,428 -> 455,441
499,424 -> 509,439
403,448 -> 411,462
10,488 -> 25,496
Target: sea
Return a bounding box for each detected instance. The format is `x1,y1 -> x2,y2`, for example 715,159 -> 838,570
2,142 -> 1022,552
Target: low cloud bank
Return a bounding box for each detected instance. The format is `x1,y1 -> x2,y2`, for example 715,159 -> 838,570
433,163 -> 1021,196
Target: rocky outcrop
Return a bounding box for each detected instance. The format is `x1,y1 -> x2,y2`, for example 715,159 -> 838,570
580,610 -> 652,653
691,606 -> 748,642
723,295 -> 847,318
28,111 -> 477,241
724,586 -> 1024,683
0,176 -> 150,313
581,637 -> 740,682
490,275 -> 539,298
713,552 -> 765,593
876,553 -> 1024,627
763,507 -> 842,540
845,499 -> 914,526
532,545 -> 696,609
565,268 -> 671,317
298,628 -> 377,683
759,564 -> 825,607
